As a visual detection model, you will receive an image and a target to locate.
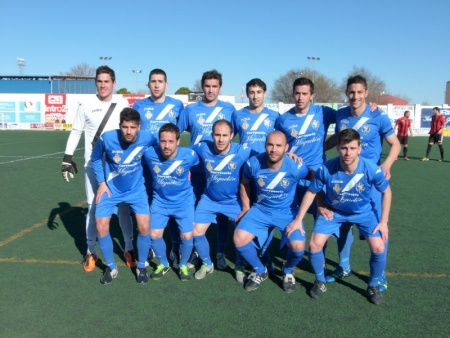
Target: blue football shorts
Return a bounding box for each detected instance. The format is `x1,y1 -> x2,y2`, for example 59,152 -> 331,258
194,194 -> 241,224
150,204 -> 194,234
95,188 -> 149,218
314,209 -> 381,238
236,205 -> 305,249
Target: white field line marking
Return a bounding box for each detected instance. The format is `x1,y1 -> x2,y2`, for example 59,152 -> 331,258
0,151 -> 83,165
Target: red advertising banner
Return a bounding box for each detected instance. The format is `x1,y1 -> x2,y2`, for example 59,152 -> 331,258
122,94 -> 146,107
45,94 -> 67,123
30,123 -> 47,129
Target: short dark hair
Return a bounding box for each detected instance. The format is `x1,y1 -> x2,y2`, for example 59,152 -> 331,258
404,110 -> 410,116
201,69 -> 222,87
212,119 -> 233,134
433,107 -> 440,112
120,108 -> 140,125
246,78 -> 267,94
346,75 -> 367,91
96,65 -> 115,83
149,68 -> 167,82
159,123 -> 180,140
338,128 -> 361,145
293,77 -> 314,94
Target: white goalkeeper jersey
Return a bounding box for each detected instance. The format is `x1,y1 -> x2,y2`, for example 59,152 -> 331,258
64,95 -> 129,168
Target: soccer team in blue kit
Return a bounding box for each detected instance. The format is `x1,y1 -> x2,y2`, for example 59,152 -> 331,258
62,66 -> 399,305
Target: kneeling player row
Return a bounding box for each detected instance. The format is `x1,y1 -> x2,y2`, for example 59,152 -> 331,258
92,111 -> 390,306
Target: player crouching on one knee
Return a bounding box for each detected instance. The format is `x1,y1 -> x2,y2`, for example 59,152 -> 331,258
286,128 -> 391,305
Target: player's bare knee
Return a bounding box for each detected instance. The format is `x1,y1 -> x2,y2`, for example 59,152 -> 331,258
367,238 -> 385,253
372,243 -> 385,253
309,239 -> 324,253
233,230 -> 251,247
96,219 -> 110,237
150,230 -> 163,239
193,223 -> 208,237
181,232 -> 192,240
288,240 -> 305,252
135,215 -> 150,235
137,225 -> 150,236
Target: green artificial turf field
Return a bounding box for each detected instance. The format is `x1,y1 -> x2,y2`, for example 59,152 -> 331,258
0,130 -> 449,337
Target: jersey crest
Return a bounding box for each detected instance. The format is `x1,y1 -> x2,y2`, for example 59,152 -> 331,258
361,124 -> 370,134
264,118 -> 272,128
113,154 -> 121,163
176,166 -> 184,176
228,161 -> 237,171
312,119 -> 320,130
280,178 -> 289,188
356,182 -> 365,193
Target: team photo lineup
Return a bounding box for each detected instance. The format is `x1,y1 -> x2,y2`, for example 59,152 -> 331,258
61,65 -> 404,306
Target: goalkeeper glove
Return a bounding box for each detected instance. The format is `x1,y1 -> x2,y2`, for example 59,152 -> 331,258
62,154 -> 78,183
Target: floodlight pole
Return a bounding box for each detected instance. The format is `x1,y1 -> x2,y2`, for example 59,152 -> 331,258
16,58 -> 26,75
306,56 -> 320,102
132,70 -> 142,93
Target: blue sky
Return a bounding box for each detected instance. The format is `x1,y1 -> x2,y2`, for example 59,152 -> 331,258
2,0 -> 449,104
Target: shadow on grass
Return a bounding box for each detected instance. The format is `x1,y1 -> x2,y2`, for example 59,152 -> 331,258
47,201 -> 131,265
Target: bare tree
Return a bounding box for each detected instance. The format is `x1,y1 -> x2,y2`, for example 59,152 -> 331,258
270,68 -> 341,103
60,62 -> 96,77
310,71 -> 342,103
192,79 -> 202,92
341,66 -> 386,103
270,69 -> 303,103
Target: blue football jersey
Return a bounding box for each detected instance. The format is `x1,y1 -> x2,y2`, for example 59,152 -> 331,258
309,156 -> 389,214
335,105 -> 395,165
132,96 -> 184,141
275,104 -> 335,171
242,153 -> 309,210
231,107 -> 279,154
193,141 -> 255,202
142,146 -> 199,207
91,130 -> 155,196
177,100 -> 235,145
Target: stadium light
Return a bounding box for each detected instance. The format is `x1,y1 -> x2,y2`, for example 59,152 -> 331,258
99,57 -> 112,61
16,58 -> 26,75
132,70 -> 142,93
306,56 -> 320,102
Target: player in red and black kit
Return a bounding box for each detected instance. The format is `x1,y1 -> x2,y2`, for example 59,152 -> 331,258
421,107 -> 446,162
395,110 -> 413,160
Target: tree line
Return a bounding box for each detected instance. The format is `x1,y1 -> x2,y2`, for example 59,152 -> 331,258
61,63 -> 409,104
